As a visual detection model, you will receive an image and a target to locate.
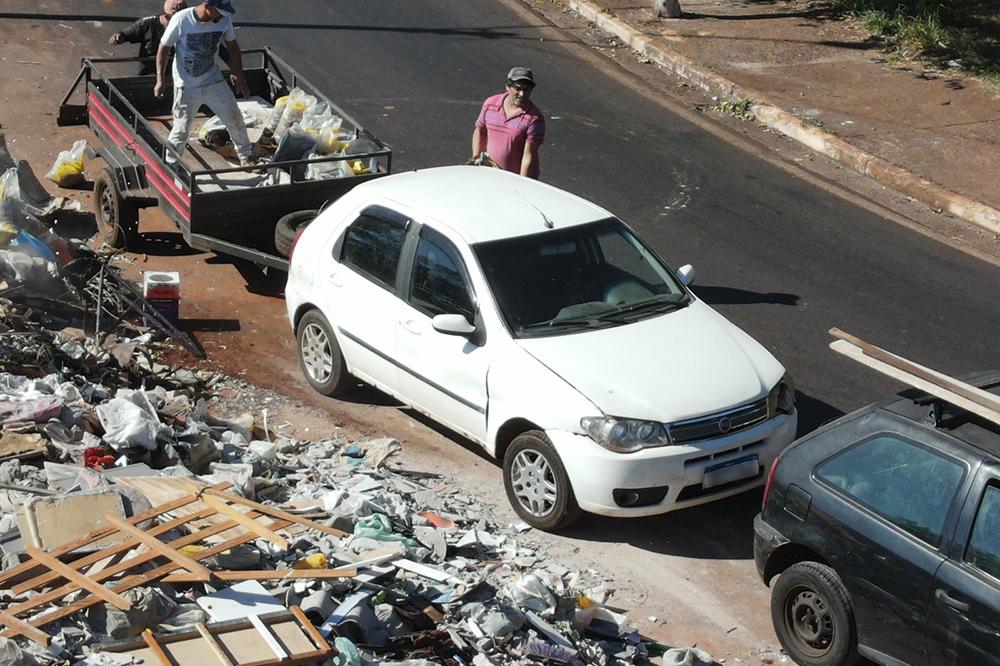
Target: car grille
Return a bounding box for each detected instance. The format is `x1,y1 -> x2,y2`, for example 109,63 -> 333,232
667,398 -> 769,443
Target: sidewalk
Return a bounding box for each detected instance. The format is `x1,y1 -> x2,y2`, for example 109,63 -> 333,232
561,0 -> 1000,234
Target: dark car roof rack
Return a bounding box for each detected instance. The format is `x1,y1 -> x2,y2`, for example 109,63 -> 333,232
829,328 -> 1000,427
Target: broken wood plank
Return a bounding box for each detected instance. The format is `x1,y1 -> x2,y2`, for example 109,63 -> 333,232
104,514 -> 214,582
162,567 -> 358,583
0,516 -> 295,640
0,610 -> 49,646
201,495 -> 290,550
142,628 -> 173,666
196,621 -> 234,666
201,488 -> 348,538
0,483 -> 229,588
290,605 -> 327,650
25,546 -> 132,611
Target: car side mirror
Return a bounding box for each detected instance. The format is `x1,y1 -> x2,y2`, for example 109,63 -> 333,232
432,314 -> 477,337
677,264 -> 695,286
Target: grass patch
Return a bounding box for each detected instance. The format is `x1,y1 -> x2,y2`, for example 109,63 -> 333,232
713,95 -> 755,120
832,0 -> 1000,84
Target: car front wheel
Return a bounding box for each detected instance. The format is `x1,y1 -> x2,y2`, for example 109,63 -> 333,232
296,309 -> 354,397
772,561 -> 859,666
503,431 -> 582,531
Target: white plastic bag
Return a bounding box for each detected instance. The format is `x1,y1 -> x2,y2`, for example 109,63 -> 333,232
45,139 -> 87,187
304,149 -> 350,181
272,88 -> 318,140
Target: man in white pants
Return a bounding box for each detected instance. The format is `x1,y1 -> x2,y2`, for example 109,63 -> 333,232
153,0 -> 253,167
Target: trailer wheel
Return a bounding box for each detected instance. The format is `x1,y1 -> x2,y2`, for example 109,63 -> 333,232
275,209 -> 318,258
93,168 -> 139,249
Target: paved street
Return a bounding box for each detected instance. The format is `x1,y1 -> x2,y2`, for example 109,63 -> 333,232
1,0 -> 998,661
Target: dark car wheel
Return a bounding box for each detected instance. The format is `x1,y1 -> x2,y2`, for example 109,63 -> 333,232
503,431 -> 582,532
296,309 -> 354,397
93,168 -> 138,249
772,562 -> 859,666
275,209 -> 317,258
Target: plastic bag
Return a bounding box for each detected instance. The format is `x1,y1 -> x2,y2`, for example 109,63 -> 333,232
301,115 -> 346,154
272,88 -> 318,140
304,149 -> 350,181
198,116 -> 230,149
344,137 -> 379,175
8,229 -> 57,262
45,139 -> 86,187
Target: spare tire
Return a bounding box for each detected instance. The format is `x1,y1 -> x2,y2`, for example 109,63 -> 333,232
275,209 -> 318,258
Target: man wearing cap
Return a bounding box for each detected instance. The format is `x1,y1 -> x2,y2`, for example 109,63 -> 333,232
109,1 -> 187,75
154,0 -> 254,167
471,67 -> 545,179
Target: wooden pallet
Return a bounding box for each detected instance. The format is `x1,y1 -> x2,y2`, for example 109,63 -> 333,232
0,483 -> 351,645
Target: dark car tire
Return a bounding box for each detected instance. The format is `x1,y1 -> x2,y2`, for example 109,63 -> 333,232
296,309 -> 354,397
503,431 -> 582,531
772,561 -> 859,666
275,209 -> 317,258
93,168 -> 138,249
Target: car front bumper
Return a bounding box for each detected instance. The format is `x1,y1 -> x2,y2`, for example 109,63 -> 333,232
546,410 -> 797,518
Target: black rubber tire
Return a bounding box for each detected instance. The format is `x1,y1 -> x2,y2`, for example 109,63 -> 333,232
503,430 -> 582,531
93,167 -> 138,249
771,562 -> 859,666
275,209 -> 318,258
296,309 -> 354,397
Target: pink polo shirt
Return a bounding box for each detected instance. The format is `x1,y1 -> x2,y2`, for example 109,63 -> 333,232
475,93 -> 545,174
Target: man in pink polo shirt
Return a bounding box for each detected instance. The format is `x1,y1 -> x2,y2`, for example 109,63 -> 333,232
471,67 -> 545,179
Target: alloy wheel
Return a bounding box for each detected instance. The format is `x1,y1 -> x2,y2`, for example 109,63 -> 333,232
509,449 -> 558,517
300,322 -> 333,383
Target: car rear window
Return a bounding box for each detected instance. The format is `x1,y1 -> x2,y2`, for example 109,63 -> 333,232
966,484 -> 1000,580
816,434 -> 965,547
339,213 -> 407,290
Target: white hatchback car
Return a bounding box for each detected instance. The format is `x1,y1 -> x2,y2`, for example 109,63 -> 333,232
286,166 -> 797,530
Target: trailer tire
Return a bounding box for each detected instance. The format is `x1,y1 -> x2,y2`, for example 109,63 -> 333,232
275,210 -> 318,258
93,168 -> 139,249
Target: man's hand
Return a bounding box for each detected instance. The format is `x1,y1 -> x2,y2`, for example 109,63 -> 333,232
154,80 -> 165,98
108,33 -> 122,46
229,74 -> 251,99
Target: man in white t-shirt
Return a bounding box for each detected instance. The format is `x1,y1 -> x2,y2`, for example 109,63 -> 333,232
154,0 -> 253,167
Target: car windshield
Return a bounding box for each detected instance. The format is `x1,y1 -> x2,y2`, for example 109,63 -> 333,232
473,218 -> 689,338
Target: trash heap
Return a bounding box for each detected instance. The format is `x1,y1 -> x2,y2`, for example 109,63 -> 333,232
197,87 -> 384,182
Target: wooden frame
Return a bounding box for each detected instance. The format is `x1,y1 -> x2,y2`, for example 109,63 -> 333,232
0,484 -> 350,645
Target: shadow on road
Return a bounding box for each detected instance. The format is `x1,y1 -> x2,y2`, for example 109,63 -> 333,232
131,231 -> 203,257
692,284 -> 799,306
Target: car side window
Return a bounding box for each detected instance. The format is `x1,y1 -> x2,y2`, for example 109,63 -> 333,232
965,484 -> 1000,580
339,213 -> 407,291
409,228 -> 475,322
815,434 -> 965,547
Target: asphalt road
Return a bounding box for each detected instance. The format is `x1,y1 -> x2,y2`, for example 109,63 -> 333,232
231,0 -> 999,429
2,0 -> 998,659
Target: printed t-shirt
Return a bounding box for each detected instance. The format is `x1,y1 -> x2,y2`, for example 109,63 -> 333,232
475,93 -> 545,173
161,7 -> 235,88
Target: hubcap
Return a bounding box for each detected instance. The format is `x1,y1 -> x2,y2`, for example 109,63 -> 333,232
300,322 -> 333,383
98,182 -> 116,232
787,587 -> 834,655
510,448 -> 557,517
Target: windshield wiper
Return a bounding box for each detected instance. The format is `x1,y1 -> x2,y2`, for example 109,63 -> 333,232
519,314 -> 624,333
610,294 -> 690,318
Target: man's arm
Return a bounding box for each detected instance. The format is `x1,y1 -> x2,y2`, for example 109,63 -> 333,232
111,16 -> 150,45
153,44 -> 170,98
225,39 -> 251,98
471,126 -> 487,161
520,142 -> 540,179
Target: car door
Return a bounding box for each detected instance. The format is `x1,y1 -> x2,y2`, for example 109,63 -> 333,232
810,426 -> 969,665
393,223 -> 489,444
321,205 -> 410,394
926,464 -> 1000,665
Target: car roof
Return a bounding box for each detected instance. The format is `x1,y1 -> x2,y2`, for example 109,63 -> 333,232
353,166 -> 613,244
879,371 -> 1000,457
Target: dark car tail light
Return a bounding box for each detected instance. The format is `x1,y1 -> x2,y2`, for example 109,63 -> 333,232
762,453 -> 783,509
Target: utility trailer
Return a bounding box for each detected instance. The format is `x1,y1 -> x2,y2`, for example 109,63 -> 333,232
59,48 -> 392,271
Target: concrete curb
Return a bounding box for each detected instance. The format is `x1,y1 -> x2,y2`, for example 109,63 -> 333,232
565,0 -> 1000,235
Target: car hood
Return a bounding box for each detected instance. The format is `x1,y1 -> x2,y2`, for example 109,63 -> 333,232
515,300 -> 785,421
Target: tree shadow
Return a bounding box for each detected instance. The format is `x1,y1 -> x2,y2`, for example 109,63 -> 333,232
692,284 -> 800,306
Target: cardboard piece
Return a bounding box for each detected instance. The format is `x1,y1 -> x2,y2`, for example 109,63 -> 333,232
15,490 -> 125,549
0,432 -> 46,462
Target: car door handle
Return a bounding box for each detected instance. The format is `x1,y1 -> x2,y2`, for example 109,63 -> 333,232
398,319 -> 421,335
935,588 -> 970,613
328,270 -> 343,287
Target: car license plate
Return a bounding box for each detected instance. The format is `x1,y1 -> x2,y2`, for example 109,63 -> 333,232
703,454 -> 759,489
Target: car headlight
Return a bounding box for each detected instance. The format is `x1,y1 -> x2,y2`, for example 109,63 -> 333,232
580,416 -> 671,453
768,373 -> 796,416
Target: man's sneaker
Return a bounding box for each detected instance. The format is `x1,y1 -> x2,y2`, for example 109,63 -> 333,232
239,157 -> 266,174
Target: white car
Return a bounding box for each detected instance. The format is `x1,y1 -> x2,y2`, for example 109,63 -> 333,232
285,166 -> 797,530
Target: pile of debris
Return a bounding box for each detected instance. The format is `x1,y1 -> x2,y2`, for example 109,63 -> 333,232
0,136 -> 717,666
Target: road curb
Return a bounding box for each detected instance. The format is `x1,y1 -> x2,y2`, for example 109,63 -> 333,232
565,0 -> 1000,236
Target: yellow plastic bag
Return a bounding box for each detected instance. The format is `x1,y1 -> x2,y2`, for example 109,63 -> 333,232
292,553 -> 328,570
45,139 -> 87,187
0,221 -> 17,247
